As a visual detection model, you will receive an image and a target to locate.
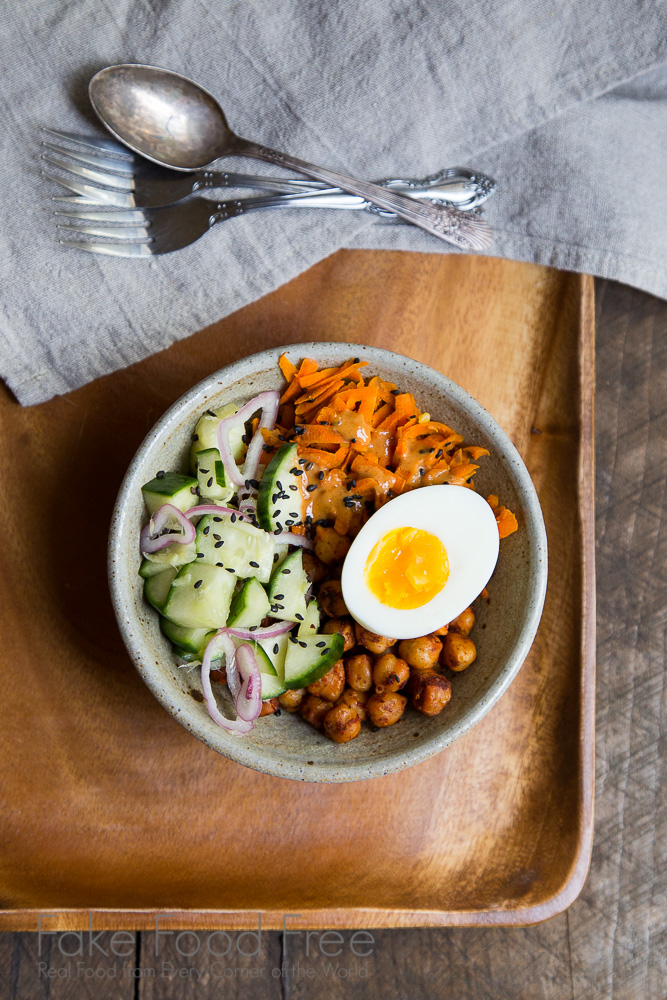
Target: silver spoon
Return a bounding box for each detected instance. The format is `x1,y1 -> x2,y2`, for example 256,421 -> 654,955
88,64 -> 492,252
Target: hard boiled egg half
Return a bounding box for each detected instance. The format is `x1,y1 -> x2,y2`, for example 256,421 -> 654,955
341,485 -> 499,639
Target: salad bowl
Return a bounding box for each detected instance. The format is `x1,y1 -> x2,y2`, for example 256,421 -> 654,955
109,342 -> 547,782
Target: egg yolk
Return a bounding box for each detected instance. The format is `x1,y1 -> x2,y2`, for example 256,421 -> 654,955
364,527 -> 449,610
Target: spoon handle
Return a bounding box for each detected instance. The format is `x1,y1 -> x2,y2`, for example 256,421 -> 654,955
234,139 -> 493,251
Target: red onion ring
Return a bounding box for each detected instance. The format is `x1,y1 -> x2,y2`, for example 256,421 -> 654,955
140,503 -> 196,554
226,621 -> 294,641
200,632 -> 253,735
234,643 -> 263,722
273,532 -> 314,549
217,390 -> 280,487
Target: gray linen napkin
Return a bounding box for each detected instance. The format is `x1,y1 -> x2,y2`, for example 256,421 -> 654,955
0,0 -> 665,406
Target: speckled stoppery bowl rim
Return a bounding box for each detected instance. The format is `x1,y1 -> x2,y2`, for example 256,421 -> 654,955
109,343 -> 548,783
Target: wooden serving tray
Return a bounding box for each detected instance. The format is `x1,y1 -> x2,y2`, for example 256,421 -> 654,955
0,253 -> 595,930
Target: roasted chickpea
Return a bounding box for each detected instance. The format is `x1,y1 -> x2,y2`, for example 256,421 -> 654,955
259,698 -> 280,717
367,690 -> 407,728
398,635 -> 442,670
300,694 -> 331,729
441,633 -> 477,672
314,526 -> 351,565
307,659 -> 345,701
323,703 -> 362,743
373,653 -> 410,692
335,688 -> 369,721
448,606 -> 475,636
321,617 -> 355,652
302,550 -> 327,584
344,653 -> 373,692
318,579 -> 349,617
431,624 -> 449,636
354,623 -> 396,655
410,671 -> 452,716
278,687 -> 306,713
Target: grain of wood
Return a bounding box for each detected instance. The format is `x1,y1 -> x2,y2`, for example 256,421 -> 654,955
1,272 -> 664,999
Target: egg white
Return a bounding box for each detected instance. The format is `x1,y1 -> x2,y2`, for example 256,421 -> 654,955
341,485 -> 500,640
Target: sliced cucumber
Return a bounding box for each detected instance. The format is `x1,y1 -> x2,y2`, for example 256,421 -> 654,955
144,568 -> 178,612
283,632 -> 344,689
162,563 -> 237,629
267,549 -> 309,623
256,634 -> 289,699
142,472 -> 198,516
227,577 -> 270,628
189,403 -> 244,475
160,617 -> 215,656
253,642 -> 278,677
195,514 -> 274,583
195,447 -> 233,504
257,443 -> 304,533
298,599 -> 321,637
139,541 -> 196,578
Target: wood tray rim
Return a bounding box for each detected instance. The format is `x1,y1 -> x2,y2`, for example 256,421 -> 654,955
0,268 -> 596,931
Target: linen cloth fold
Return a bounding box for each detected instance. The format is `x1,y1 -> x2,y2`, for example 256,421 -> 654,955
0,0 -> 665,406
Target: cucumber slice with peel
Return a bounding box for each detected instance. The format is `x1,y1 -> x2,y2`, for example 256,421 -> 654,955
227,577 -> 270,628
139,541 -> 196,578
160,617 -> 215,656
142,472 -> 198,516
297,599 -> 321,637
284,632 -> 344,689
162,563 -> 237,629
189,403 -> 244,475
195,514 -> 275,583
257,443 -> 304,533
195,447 -> 233,504
144,568 -> 177,612
267,549 -> 309,623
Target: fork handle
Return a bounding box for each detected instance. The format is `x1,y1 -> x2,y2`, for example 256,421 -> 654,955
193,171 -> 318,195
232,138 -> 492,251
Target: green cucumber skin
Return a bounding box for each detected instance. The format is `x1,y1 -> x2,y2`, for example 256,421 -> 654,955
160,617 -> 215,655
189,403 -> 244,475
141,472 -> 198,516
195,448 -> 233,503
297,599 -> 321,637
257,443 -> 302,532
284,632 -> 344,689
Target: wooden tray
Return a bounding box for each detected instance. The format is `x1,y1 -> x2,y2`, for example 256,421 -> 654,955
0,253 -> 595,930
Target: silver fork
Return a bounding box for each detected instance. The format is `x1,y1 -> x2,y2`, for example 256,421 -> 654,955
42,128 -> 495,211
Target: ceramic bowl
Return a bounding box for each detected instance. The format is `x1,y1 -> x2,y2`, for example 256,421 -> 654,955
109,343 -> 547,782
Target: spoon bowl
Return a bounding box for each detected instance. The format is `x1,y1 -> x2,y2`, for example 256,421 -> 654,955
90,64 -> 233,170
89,63 -> 493,250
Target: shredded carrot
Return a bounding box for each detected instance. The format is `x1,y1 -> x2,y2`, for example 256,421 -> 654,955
278,353 -> 297,382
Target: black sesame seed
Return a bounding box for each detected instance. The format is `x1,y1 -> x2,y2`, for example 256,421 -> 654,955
419,468 -> 425,476
225,567 -> 235,573
199,467 -> 210,475
276,481 -> 283,490
214,541 -> 224,548
318,471 -> 325,481
156,470 -> 166,478
231,513 -> 237,523
289,484 -> 298,492
249,479 -> 259,489
289,512 -> 299,518
274,528 -> 282,536
249,560 -> 259,568
216,562 -> 224,567
305,462 -> 314,471
213,516 -> 222,523
213,534 -> 222,541
274,553 -> 280,561
241,433 -> 249,445
316,641 -> 326,648
192,433 -> 199,441
203,526 -> 210,535
295,614 -> 304,621
274,604 -> 284,610
263,445 -> 272,452
273,643 -> 279,655
274,708 -> 282,717
197,552 -> 204,558
306,484 -> 317,493
194,580 -> 203,589
282,568 -> 291,574
390,388 -> 401,395
436,449 -> 444,459
298,640 -> 307,648
298,458 -> 307,466
274,594 -> 284,600
285,520 -> 294,526
278,434 -> 285,442
207,477 -> 214,488
320,648 -> 327,655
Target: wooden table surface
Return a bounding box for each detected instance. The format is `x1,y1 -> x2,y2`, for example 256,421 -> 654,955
1,274 -> 664,999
